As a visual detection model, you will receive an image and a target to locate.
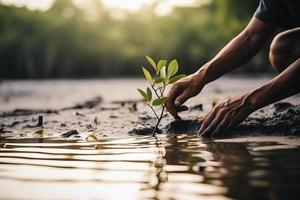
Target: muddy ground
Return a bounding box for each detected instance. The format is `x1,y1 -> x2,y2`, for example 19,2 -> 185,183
1,94 -> 299,142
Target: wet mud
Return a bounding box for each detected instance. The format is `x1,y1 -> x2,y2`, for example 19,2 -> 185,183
0,96 -> 299,139
164,102 -> 300,136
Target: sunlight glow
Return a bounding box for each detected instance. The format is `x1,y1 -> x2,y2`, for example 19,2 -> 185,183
1,0 -> 53,11
1,0 -> 206,15
101,0 -> 152,12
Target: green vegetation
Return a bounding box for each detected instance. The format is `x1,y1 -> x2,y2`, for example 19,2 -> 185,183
138,55 -> 186,135
0,0 -> 268,79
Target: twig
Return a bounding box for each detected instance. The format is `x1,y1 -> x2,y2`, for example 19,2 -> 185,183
151,83 -> 161,99
152,106 -> 165,136
137,122 -> 151,128
148,104 -> 159,119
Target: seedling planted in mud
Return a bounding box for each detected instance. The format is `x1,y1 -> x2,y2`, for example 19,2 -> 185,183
137,55 -> 186,136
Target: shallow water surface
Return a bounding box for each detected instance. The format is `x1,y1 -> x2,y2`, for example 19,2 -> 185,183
1,78 -> 300,199
0,135 -> 300,200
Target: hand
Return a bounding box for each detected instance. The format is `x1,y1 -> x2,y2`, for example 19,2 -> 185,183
166,73 -> 204,119
198,95 -> 256,138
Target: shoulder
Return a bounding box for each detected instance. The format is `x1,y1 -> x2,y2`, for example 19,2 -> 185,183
254,0 -> 283,23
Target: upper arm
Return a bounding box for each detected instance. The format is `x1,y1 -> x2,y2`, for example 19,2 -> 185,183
241,17 -> 276,45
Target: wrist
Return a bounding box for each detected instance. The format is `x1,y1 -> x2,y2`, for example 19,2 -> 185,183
193,67 -> 209,86
244,89 -> 264,112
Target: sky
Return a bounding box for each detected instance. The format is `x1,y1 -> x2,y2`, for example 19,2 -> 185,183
0,0 -> 207,15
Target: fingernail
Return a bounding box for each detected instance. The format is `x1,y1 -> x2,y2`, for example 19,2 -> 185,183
175,100 -> 180,106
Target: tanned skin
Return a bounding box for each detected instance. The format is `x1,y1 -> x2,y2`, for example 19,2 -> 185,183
165,17 -> 300,137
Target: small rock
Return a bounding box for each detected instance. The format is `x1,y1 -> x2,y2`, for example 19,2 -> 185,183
37,115 -> 43,127
94,116 -> 99,125
62,130 -> 79,138
190,104 -> 203,111
129,127 -> 162,135
0,128 -> 6,134
274,102 -> 294,112
76,112 -> 85,117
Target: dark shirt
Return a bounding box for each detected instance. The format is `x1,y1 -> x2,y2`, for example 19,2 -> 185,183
254,0 -> 300,28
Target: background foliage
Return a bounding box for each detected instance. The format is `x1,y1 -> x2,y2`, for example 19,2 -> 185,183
0,0 -> 273,79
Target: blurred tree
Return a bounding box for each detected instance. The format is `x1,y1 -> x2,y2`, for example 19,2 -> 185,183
0,0 -> 273,79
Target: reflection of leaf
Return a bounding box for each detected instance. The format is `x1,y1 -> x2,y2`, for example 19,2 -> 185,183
146,55 -> 156,71
152,97 -> 167,106
86,133 -> 98,142
137,88 -> 149,101
154,77 -> 164,83
142,67 -> 152,82
147,87 -> 152,101
169,74 -> 186,84
157,60 -> 167,74
168,59 -> 178,78
188,155 -> 206,164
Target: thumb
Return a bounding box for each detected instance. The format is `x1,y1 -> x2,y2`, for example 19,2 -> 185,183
175,90 -> 190,106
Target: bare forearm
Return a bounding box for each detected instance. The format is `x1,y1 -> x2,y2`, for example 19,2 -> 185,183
193,18 -> 274,85
198,34 -> 261,83
246,58 -> 300,110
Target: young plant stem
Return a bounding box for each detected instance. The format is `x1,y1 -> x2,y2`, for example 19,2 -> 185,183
148,104 -> 159,119
149,82 -> 167,136
152,106 -> 165,136
151,83 -> 161,99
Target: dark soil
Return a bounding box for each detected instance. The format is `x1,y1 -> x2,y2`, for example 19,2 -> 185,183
164,102 -> 300,137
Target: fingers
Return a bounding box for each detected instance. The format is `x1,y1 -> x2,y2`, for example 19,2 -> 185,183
197,96 -> 252,138
174,90 -> 191,107
211,113 -> 231,138
166,85 -> 181,119
198,106 -> 219,134
199,111 -> 223,138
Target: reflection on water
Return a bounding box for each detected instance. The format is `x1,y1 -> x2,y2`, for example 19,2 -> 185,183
1,135 -> 300,200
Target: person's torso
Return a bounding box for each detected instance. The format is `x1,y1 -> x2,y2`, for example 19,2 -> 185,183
255,0 -> 300,28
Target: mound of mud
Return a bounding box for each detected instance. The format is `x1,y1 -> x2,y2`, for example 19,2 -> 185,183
164,102 -> 300,136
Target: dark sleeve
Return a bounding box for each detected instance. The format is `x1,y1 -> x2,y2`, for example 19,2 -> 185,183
254,0 -> 272,22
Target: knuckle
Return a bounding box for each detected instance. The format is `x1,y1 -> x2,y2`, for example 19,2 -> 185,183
220,108 -> 228,114
216,103 -> 223,109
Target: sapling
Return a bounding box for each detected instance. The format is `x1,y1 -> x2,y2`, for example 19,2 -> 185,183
137,55 -> 186,136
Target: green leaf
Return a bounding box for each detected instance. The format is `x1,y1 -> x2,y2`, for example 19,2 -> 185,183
137,88 -> 149,101
146,87 -> 152,101
157,60 -> 167,74
142,67 -> 152,82
167,59 -> 178,78
86,133 -> 98,142
160,66 -> 166,78
154,77 -> 164,84
146,55 -> 156,71
152,97 -> 167,106
168,74 -> 186,84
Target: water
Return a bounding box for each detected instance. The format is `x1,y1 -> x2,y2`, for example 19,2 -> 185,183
0,135 -> 300,200
1,78 -> 300,199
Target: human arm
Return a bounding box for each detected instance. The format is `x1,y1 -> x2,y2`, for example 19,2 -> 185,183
199,58 -> 300,137
166,17 -> 276,118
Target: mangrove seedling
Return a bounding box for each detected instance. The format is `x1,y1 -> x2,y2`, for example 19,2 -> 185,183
137,55 -> 186,136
